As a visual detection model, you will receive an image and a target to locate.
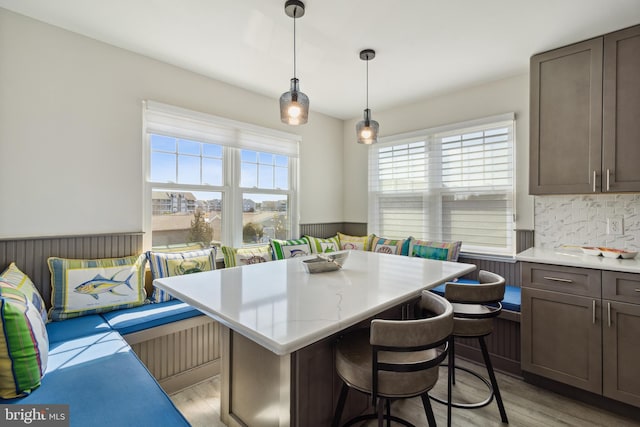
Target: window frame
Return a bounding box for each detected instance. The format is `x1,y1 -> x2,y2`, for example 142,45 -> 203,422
142,101 -> 300,250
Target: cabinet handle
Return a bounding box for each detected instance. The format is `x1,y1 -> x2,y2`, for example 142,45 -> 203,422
606,169 -> 610,191
607,302 -> 611,328
592,300 -> 596,324
543,276 -> 573,283
635,289 -> 640,292
593,170 -> 597,192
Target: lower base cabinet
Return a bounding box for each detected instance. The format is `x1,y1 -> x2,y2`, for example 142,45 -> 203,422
522,287 -> 602,393
521,262 -> 640,408
603,300 -> 640,407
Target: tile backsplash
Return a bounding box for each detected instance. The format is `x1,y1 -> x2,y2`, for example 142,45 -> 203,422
534,194 -> 640,250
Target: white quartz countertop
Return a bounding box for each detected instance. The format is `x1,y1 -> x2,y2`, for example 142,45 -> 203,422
153,250 -> 475,355
517,247 -> 640,273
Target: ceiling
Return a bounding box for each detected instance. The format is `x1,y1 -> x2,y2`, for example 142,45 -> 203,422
1,0 -> 640,120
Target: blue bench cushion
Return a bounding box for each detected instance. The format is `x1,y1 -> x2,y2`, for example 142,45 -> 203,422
46,314 -> 112,344
9,331 -> 190,427
430,279 -> 521,313
101,300 -> 202,335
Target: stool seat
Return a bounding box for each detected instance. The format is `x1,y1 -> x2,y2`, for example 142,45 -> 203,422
336,328 -> 440,398
451,304 -> 495,337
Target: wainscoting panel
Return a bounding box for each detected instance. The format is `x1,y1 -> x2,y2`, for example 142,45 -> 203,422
0,233 -> 143,308
125,315 -> 221,394
456,315 -> 522,376
457,256 -> 521,287
299,222 -> 368,239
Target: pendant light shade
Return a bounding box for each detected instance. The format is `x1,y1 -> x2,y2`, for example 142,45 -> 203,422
280,0 -> 309,125
356,49 -> 379,144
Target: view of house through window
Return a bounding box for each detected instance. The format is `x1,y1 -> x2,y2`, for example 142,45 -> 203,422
145,101 -> 299,250
369,114 -> 515,256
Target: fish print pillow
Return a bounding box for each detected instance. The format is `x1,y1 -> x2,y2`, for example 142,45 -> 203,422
221,245 -> 272,268
147,248 -> 217,303
47,255 -> 147,321
270,238 -> 311,260
304,235 -> 341,254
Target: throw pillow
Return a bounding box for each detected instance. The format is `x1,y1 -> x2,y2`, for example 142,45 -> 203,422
221,245 -> 272,268
147,248 -> 217,303
337,232 -> 372,251
409,240 -> 462,262
270,238 -> 311,260
370,235 -> 412,256
0,262 -> 48,323
0,281 -> 48,398
48,255 -> 147,321
304,235 -> 340,254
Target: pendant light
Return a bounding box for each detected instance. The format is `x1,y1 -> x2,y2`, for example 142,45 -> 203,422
280,0 -> 309,125
356,49 -> 379,144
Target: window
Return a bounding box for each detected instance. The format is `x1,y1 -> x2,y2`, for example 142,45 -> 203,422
369,114 -> 515,256
143,101 -> 299,250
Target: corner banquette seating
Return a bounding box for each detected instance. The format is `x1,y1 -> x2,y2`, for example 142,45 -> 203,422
1,231 -> 521,426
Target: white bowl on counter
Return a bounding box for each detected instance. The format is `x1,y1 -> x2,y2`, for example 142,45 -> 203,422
598,247 -> 638,259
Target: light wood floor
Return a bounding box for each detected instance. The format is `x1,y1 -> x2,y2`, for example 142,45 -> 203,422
170,359 -> 640,427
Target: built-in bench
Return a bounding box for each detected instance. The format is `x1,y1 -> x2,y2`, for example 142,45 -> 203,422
8,314 -> 191,426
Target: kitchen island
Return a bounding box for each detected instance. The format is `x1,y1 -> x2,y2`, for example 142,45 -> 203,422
154,250 -> 475,426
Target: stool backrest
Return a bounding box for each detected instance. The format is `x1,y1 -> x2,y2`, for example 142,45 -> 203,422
444,270 -> 505,305
369,292 -> 453,402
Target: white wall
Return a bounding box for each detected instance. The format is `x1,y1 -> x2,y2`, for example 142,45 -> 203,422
342,74 -> 534,230
0,9 -> 344,239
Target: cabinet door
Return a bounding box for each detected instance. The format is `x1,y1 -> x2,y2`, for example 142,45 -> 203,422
521,287 -> 602,393
530,38 -> 603,195
603,300 -> 640,407
603,25 -> 640,192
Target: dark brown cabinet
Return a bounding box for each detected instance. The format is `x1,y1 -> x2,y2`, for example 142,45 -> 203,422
521,263 -> 602,392
602,271 -> 640,407
602,25 -> 640,192
530,24 -> 640,195
522,263 -> 640,408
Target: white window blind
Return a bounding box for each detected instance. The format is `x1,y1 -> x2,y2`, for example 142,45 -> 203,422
369,114 -> 515,256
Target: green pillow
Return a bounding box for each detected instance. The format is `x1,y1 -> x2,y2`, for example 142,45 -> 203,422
337,232 -> 373,251
147,248 -> 217,303
221,245 -> 272,268
370,235 -> 412,256
0,281 -> 48,398
409,240 -> 462,262
304,235 -> 340,254
0,262 -> 48,323
270,238 -> 311,260
48,255 -> 147,321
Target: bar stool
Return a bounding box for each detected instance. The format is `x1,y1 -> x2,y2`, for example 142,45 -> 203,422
332,291 -> 453,427
431,270 -> 509,425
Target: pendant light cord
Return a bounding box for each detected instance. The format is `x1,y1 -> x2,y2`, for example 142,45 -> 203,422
293,7 -> 297,79
365,58 -> 369,109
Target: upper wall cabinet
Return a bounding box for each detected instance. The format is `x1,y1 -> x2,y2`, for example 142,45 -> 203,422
530,24 -> 640,195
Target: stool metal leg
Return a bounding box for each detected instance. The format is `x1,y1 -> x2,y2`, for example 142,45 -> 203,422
479,336 -> 508,424
376,397 -> 384,427
421,393 -> 437,427
332,382 -> 350,427
447,335 -> 454,427
450,335 -> 456,385
386,399 -> 391,427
